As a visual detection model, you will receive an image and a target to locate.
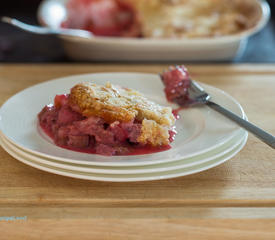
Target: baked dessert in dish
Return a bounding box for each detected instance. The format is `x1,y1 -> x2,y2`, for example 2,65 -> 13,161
38,82 -> 176,156
61,0 -> 260,38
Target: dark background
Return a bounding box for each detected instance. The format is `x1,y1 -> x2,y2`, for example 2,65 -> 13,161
0,0 -> 274,63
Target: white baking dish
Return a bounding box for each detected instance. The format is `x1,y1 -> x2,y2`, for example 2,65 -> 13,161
37,0 -> 270,61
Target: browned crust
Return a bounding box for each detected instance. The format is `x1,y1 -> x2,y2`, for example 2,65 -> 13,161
69,83 -> 137,123
69,82 -> 175,125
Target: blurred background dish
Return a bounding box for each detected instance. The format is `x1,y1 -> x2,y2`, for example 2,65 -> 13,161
53,0 -> 263,39
36,0 -> 270,61
0,0 -> 274,62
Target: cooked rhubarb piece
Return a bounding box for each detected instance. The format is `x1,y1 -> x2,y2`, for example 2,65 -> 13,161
38,82 -> 176,156
161,65 -> 191,105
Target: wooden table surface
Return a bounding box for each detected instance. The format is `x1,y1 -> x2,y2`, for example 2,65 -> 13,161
0,64 -> 275,239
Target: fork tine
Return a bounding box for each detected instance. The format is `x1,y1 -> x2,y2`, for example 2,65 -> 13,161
188,80 -> 210,103
190,80 -> 206,93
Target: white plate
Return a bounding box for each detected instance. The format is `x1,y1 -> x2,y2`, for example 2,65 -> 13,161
0,133 -> 247,182
1,130 -> 246,174
37,0 -> 270,61
0,73 -> 246,167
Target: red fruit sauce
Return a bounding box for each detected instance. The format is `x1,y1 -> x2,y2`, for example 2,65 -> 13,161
172,107 -> 182,120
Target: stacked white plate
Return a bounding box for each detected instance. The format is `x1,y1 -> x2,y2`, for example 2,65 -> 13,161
0,73 -> 248,182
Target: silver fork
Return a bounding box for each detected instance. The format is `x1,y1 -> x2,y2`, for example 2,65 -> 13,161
1,16 -> 92,39
187,80 -> 275,149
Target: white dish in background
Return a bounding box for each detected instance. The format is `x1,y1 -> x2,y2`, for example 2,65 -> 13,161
37,0 -> 270,61
0,130 -> 247,174
0,73 -> 246,167
0,133 -> 248,182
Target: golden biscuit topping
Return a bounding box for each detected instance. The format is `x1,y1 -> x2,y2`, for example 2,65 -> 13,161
69,82 -> 175,126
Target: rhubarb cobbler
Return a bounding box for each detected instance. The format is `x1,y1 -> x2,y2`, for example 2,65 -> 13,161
38,82 -> 177,156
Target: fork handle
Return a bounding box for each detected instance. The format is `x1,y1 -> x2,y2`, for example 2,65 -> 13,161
206,101 -> 275,149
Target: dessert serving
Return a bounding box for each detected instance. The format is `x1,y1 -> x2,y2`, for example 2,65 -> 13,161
61,0 -> 260,38
38,82 -> 176,156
